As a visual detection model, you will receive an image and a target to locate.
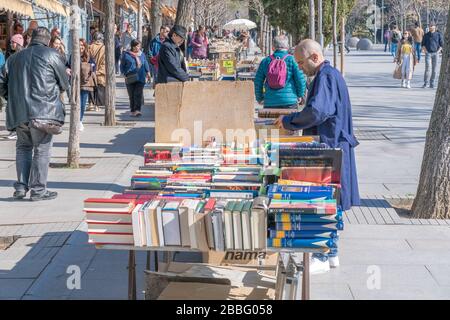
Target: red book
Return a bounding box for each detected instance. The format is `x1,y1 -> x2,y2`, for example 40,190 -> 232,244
204,198 -> 216,212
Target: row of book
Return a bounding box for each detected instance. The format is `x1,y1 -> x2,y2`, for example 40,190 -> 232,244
84,197 -> 268,251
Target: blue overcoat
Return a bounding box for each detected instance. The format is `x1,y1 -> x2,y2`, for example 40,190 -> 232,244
282,60 -> 361,211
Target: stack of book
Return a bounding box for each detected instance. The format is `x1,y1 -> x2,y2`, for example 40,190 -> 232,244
129,197 -> 268,251
84,199 -> 136,245
131,169 -> 173,190
267,185 -> 341,249
144,143 -> 182,165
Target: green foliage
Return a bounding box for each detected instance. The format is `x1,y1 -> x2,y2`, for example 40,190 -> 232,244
261,0 -> 356,45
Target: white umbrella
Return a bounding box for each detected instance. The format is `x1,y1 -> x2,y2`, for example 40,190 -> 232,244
223,19 -> 257,31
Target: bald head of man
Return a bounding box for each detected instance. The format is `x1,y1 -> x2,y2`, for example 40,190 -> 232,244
294,39 -> 325,77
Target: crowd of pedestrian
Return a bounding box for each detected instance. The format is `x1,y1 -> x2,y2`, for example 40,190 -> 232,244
385,22 -> 444,89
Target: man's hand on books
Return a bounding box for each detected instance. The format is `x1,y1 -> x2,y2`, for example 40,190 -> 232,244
274,116 -> 285,129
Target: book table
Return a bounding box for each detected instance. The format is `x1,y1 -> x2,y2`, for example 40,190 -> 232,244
95,245 -> 329,300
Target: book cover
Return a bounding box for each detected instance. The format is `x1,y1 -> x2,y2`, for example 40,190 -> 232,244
224,201 -> 236,250
271,222 -> 343,231
232,201 -> 245,250
241,200 -> 253,251
268,229 -> 338,239
162,201 -> 182,246
267,237 -> 338,248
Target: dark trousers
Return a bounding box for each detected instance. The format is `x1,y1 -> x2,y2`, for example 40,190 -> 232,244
15,123 -> 53,196
126,82 -> 145,112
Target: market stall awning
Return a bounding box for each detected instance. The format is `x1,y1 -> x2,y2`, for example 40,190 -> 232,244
0,0 -> 35,18
34,0 -> 69,17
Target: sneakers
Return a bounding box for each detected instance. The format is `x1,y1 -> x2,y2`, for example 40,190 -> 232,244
13,190 -> 27,200
7,132 -> 17,140
329,256 -> 340,268
79,122 -> 84,132
30,191 -> 58,202
406,81 -> 411,89
422,83 -> 428,88
430,83 -> 434,89
308,257 -> 331,275
401,80 -> 406,88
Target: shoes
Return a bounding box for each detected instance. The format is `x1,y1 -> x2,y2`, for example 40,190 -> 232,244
130,111 -> 137,116
422,83 -> 428,88
135,111 -> 142,117
30,191 -> 58,202
308,257 -> 330,275
406,81 -> 411,89
13,190 -> 27,200
329,256 -> 340,268
430,83 -> 434,89
7,132 -> 17,140
79,122 -> 84,132
401,80 -> 406,88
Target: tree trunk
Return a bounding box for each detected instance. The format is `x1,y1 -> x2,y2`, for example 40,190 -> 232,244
151,0 -> 162,39
333,0 -> 338,68
104,0 -> 116,126
309,0 -> 315,40
318,0 -> 324,48
340,17 -> 345,76
137,0 -> 143,42
67,1 -> 81,169
412,7 -> 450,219
175,0 -> 194,27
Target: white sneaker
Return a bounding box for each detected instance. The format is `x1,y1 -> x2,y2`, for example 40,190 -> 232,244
406,81 -> 411,89
79,122 -> 84,132
401,80 -> 406,88
7,132 -> 17,140
329,256 -> 340,268
308,257 -> 330,275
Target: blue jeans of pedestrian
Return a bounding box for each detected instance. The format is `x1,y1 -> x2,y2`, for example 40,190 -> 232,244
80,90 -> 90,122
391,43 -> 398,57
415,42 -> 422,62
15,123 -> 53,197
424,52 -> 438,85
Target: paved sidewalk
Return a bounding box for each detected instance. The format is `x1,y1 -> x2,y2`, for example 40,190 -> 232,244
1,47 -> 449,300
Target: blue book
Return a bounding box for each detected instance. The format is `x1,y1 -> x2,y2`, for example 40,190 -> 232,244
272,211 -> 343,223
272,222 -> 344,231
268,184 -> 334,200
268,237 -> 338,248
269,230 -> 338,239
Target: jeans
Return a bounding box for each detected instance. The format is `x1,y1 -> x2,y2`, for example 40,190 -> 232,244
80,90 -> 90,121
391,43 -> 398,57
401,54 -> 411,80
414,42 -> 422,62
424,52 -> 438,85
126,82 -> 145,112
15,123 -> 53,196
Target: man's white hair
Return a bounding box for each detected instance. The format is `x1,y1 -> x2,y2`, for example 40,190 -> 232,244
296,39 -> 324,59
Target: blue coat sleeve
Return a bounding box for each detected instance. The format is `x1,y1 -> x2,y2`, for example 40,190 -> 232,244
292,62 -> 306,98
254,59 -> 266,103
282,73 -> 337,131
120,55 -> 132,75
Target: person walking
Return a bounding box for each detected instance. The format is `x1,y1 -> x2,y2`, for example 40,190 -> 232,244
0,27 -> 69,201
89,32 -> 106,110
390,25 -> 402,57
191,26 -> 209,60
421,23 -> 444,89
3,34 -> 25,140
395,32 -> 417,89
384,28 -> 391,52
275,39 -> 360,274
114,24 -> 122,75
254,36 -> 307,109
23,20 -> 38,48
79,39 -> 96,131
121,23 -> 136,52
157,25 -> 189,84
148,26 -> 169,86
410,22 -> 424,62
121,39 -> 150,117
187,27 -> 194,60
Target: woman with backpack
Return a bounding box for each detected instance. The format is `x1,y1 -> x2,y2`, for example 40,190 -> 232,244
254,36 -> 307,109
121,39 -> 150,117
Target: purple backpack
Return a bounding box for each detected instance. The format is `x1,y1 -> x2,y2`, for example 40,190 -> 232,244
267,54 -> 290,89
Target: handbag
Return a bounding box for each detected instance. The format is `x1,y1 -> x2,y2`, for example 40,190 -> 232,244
30,119 -> 63,135
393,63 -> 402,80
125,71 -> 140,84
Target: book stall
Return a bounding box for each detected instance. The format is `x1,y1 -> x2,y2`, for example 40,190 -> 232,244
83,82 -> 343,300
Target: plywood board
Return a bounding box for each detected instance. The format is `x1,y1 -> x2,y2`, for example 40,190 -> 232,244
155,81 -> 256,146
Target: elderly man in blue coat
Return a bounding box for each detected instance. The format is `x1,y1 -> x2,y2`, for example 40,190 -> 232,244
275,39 -> 361,273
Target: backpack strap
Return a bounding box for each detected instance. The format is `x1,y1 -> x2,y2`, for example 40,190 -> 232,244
281,54 -> 291,61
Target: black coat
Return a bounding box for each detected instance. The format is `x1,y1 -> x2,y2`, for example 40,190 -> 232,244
157,38 -> 189,84
0,41 -> 70,130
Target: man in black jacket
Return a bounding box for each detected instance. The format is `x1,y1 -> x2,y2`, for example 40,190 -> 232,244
157,25 -> 189,84
0,27 -> 69,201
421,23 -> 444,88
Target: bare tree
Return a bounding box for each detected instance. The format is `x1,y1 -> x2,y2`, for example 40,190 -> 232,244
104,0 -> 116,126
67,1 -> 81,168
192,0 -> 229,28
412,6 -> 450,219
151,0 -> 162,39
175,0 -> 194,27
